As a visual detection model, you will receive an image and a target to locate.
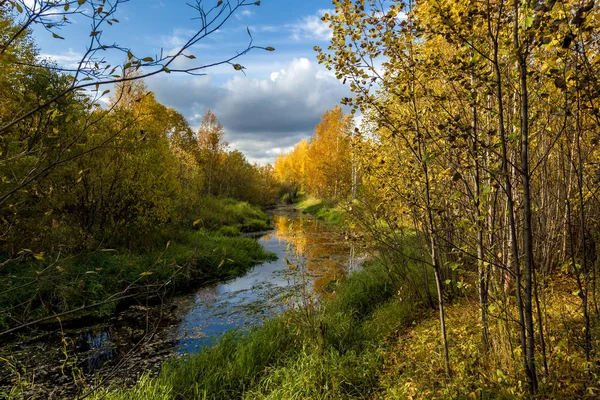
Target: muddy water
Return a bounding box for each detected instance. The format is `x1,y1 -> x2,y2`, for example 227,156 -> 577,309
0,206 -> 363,398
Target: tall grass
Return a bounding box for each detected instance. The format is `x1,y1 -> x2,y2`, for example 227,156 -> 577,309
93,260 -> 426,400
191,197 -> 271,232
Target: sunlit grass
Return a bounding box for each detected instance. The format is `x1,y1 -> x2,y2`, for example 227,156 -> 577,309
296,196 -> 345,226
92,260 -> 425,400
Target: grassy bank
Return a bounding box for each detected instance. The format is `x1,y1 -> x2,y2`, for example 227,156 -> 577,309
79,222 -> 600,400
0,198 -> 275,332
90,259 -> 426,400
296,195 -> 346,226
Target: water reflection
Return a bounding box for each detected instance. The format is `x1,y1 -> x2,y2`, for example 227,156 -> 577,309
268,213 -> 354,294
174,209 -> 356,352
1,207 -> 361,394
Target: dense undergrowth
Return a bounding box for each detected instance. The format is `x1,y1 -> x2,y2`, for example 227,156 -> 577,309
0,198 -> 275,331
86,229 -> 600,400
379,276 -> 600,399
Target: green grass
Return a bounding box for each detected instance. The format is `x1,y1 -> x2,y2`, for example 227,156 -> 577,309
191,197 -> 271,233
296,196 -> 345,226
92,260 -> 426,400
0,198 -> 275,331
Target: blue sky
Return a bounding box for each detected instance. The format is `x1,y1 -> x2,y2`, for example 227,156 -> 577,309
27,0 -> 349,164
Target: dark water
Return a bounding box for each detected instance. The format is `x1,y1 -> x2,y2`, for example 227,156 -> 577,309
0,206 -> 363,397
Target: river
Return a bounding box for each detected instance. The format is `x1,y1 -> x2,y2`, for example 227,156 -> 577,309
0,206 -> 362,398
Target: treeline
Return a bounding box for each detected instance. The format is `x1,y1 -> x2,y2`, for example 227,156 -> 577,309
296,0 -> 600,396
0,10 -> 278,255
273,106 -> 355,201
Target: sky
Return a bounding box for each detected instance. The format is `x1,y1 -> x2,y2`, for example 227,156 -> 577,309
27,0 -> 351,165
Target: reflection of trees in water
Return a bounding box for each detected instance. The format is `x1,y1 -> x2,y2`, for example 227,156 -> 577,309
271,214 -> 351,294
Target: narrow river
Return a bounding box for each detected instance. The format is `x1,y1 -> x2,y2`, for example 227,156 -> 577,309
1,206 -> 362,397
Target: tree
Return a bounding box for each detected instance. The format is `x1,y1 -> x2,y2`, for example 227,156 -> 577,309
275,107 -> 353,202
306,106 -> 353,200
196,110 -> 226,196
317,0 -> 600,394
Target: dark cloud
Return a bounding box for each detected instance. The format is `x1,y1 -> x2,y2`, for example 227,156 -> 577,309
147,58 -> 350,164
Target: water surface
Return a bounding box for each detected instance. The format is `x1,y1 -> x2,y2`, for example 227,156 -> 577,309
0,206 -> 362,396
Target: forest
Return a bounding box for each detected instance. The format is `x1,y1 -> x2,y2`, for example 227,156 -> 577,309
2,0 -> 600,399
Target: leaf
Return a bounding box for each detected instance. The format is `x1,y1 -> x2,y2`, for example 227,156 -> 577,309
217,259 -> 225,269
140,271 -> 153,277
265,47 -> 275,51
525,14 -> 534,28
233,63 -> 244,71
52,32 -> 65,40
193,219 -> 202,226
184,54 -> 196,59
90,31 -> 100,37
254,1 -> 260,5
101,89 -> 110,96
16,3 -> 23,13
34,252 -> 45,261
217,0 -> 223,5
64,3 -> 70,11
162,66 -> 171,73
142,57 -> 154,62
78,0 -> 86,5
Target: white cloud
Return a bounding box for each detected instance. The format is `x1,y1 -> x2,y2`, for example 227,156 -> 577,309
39,49 -> 83,68
289,9 -> 333,41
235,9 -> 255,20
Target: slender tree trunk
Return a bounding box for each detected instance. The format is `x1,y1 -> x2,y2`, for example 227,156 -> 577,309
575,86 -> 592,367
487,2 -> 530,387
513,0 -> 538,392
471,81 -> 489,354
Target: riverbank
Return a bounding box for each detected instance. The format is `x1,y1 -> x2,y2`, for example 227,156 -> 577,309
87,264 -> 598,399
2,204 -> 364,399
0,198 -> 275,334
91,259 -> 426,400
